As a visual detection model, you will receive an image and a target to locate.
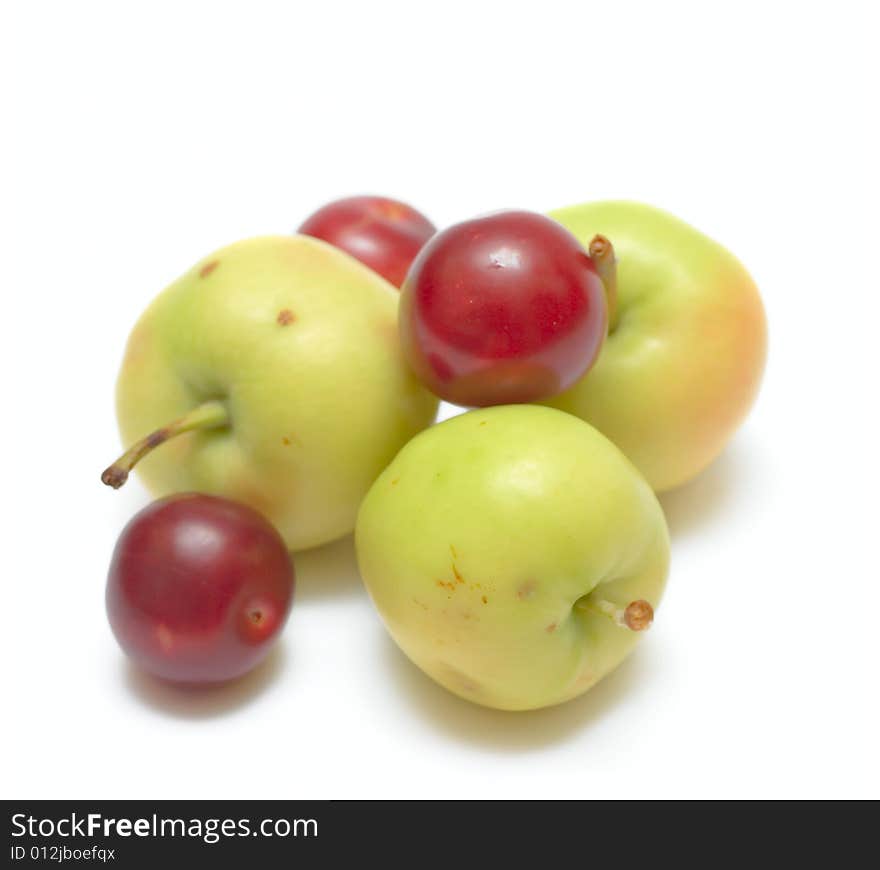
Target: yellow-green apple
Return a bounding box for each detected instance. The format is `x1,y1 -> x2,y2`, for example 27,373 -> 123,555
542,201 -> 767,491
102,236 -> 438,551
355,404 -> 669,711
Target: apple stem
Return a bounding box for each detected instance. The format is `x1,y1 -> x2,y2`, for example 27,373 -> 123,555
576,597 -> 654,631
588,234 -> 619,333
101,400 -> 229,489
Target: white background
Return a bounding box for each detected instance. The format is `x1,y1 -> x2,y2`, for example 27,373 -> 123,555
2,1 -> 878,799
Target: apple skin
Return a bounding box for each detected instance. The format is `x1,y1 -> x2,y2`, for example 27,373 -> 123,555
298,196 -> 435,288
355,405 -> 669,711
542,201 -> 767,492
114,235 -> 438,551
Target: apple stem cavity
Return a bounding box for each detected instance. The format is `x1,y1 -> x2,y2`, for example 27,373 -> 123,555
577,596 -> 654,631
101,400 -> 229,489
588,234 -> 619,333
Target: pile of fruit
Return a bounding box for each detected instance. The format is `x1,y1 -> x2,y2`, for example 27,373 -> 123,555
102,196 -> 766,711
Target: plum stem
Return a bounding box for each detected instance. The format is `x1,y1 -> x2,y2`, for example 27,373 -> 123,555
101,400 -> 229,489
576,596 -> 654,631
588,234 -> 619,333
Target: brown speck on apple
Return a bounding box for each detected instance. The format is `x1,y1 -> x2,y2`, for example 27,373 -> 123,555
517,580 -> 537,600
277,309 -> 296,326
443,663 -> 481,695
546,622 -> 557,633
481,595 -> 488,604
199,260 -> 219,278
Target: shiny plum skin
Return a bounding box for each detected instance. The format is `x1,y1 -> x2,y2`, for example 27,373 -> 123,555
398,210 -> 607,407
298,196 -> 435,287
106,494 -> 294,684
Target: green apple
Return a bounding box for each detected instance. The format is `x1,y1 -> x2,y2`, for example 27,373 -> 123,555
103,235 -> 438,551
355,404 -> 669,711
543,201 -> 767,492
